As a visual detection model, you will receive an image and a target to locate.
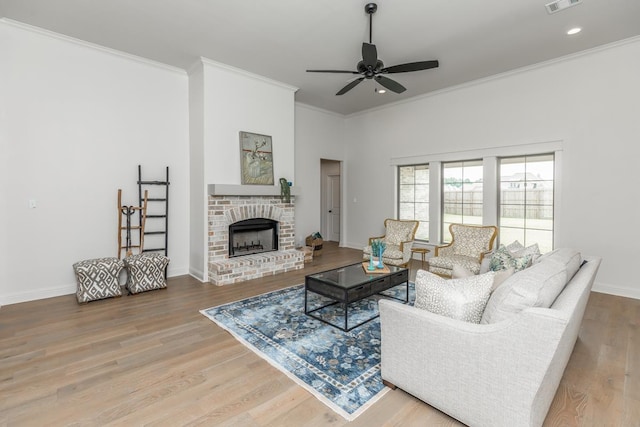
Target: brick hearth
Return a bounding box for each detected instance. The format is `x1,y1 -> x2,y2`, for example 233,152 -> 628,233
208,194 -> 304,285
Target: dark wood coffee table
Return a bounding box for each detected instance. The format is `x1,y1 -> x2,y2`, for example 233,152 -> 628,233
304,262 -> 409,331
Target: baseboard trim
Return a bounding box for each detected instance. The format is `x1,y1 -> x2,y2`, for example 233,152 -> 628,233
0,265 -> 191,306
592,281 -> 640,300
0,284 -> 77,306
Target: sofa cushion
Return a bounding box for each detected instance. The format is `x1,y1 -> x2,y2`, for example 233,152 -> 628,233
481,258 -> 568,324
414,269 -> 495,323
489,245 -> 532,272
535,248 -> 582,280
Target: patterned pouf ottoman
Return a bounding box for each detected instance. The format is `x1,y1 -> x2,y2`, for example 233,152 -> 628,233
73,257 -> 124,303
123,253 -> 170,294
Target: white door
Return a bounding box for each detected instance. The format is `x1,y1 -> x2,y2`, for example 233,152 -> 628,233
327,174 -> 341,242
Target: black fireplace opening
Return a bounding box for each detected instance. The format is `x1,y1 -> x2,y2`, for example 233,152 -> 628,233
229,218 -> 278,257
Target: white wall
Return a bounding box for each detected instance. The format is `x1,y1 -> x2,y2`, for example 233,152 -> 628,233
0,21 -> 190,305
187,59 -> 298,281
343,37 -> 640,299
294,104 -> 346,247
188,64 -> 205,280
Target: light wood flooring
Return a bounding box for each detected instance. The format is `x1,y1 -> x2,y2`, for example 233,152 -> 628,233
1,242 -> 639,426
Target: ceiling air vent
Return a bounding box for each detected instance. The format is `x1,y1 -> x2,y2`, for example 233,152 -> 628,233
545,0 -> 582,14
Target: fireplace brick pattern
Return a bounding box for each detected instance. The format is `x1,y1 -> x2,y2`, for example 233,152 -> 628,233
208,195 -> 304,285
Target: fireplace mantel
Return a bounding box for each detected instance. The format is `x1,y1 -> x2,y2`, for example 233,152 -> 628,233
208,184 -> 300,197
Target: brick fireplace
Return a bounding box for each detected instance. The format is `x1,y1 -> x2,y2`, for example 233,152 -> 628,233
207,185 -> 304,285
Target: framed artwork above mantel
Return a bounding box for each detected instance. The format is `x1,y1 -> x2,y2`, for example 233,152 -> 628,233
239,131 -> 274,185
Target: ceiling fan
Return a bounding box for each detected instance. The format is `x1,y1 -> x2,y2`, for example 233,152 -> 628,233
307,3 -> 439,96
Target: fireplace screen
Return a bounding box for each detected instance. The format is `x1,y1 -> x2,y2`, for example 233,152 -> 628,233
229,218 -> 278,257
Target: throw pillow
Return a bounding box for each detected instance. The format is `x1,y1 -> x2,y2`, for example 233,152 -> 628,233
489,245 -> 532,272
492,267 -> 515,291
479,252 -> 493,274
505,240 -> 525,253
452,264 -> 514,292
512,243 -> 541,262
414,269 -> 495,323
452,264 -> 474,279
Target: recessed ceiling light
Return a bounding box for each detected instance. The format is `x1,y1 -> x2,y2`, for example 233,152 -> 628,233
567,27 -> 582,35
375,87 -> 386,94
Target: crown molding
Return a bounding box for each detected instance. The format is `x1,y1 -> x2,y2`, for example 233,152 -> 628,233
295,102 -> 345,118
198,57 -> 298,93
347,35 -> 640,119
0,18 -> 186,75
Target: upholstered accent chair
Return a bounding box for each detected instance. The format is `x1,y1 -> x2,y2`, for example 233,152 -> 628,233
363,219 -> 419,267
428,224 -> 498,277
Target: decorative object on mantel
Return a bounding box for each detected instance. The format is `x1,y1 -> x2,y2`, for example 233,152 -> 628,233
239,131 -> 274,185
279,177 -> 291,203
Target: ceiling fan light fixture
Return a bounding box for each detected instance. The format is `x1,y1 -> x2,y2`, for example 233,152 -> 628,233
375,87 -> 386,94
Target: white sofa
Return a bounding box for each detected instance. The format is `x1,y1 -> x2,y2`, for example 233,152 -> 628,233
379,249 -> 601,427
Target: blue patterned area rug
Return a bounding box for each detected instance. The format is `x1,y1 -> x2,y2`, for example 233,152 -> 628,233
200,282 -> 414,420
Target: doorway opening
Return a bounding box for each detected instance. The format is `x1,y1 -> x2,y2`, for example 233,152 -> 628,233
320,159 -> 341,243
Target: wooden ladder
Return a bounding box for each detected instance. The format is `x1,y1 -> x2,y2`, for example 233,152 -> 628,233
137,165 -> 169,256
117,189 -> 148,259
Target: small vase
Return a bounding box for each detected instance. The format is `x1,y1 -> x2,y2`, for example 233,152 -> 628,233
377,248 -> 384,269
368,251 -> 376,271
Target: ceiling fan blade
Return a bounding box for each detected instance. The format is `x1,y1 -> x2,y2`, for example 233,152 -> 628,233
336,77 -> 365,95
381,60 -> 439,74
375,75 -> 406,94
306,69 -> 360,74
362,43 -> 378,69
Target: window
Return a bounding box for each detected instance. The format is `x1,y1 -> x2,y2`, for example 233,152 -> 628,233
393,144 -> 559,251
398,164 -> 429,241
442,160 -> 483,242
499,154 -> 554,252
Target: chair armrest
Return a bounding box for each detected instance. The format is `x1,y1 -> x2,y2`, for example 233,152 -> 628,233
434,242 -> 454,257
379,300 -> 570,427
398,240 -> 414,259
479,249 -> 494,262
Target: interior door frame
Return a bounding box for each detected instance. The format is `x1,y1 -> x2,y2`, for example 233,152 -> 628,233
320,159 -> 342,243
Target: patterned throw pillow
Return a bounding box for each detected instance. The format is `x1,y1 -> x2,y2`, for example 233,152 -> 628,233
489,245 -> 532,272
414,269 -> 495,323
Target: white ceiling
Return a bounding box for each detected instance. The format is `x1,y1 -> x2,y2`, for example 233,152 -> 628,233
2,0 -> 640,115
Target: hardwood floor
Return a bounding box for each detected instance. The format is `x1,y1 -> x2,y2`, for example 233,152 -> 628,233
1,242 -> 638,426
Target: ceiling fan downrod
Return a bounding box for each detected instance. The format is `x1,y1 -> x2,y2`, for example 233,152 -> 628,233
365,3 -> 377,44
